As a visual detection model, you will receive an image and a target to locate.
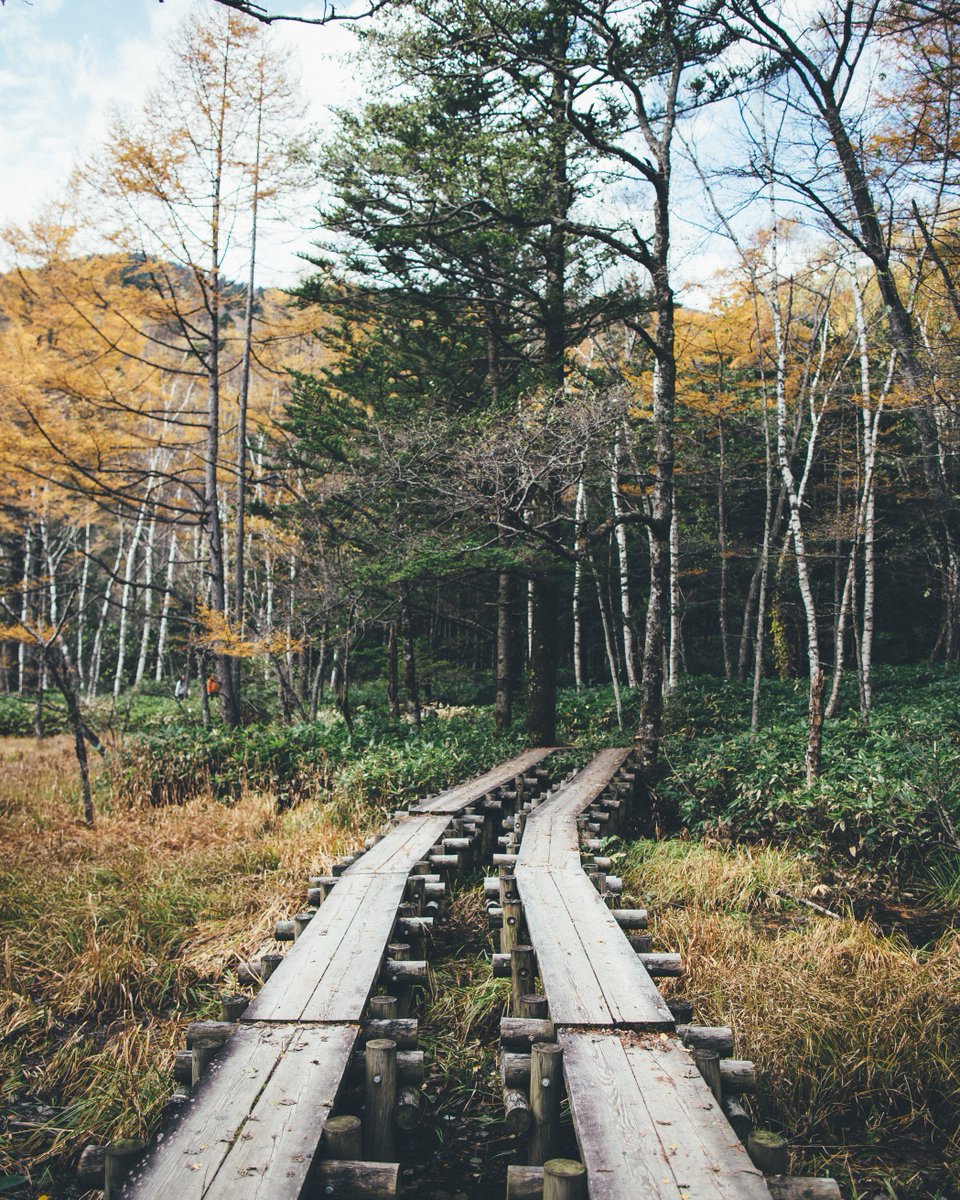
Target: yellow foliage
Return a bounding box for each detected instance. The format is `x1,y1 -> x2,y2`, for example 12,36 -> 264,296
194,605 -> 304,658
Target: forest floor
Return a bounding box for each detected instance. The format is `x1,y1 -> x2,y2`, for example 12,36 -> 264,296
0,677 -> 958,1199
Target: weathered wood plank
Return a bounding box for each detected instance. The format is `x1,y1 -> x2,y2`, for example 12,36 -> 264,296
122,1023 -> 356,1200
514,748 -> 672,1029
243,874 -> 408,1023
301,875 -> 411,1022
558,1030 -> 681,1199
560,1031 -> 771,1200
520,749 -> 630,871
518,870 -> 614,1024
205,1024 -> 357,1200
555,871 -> 674,1028
346,814 -> 451,875
410,748 -> 555,814
631,1040 -> 769,1200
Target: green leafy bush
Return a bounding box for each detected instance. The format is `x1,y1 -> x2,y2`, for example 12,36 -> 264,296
0,694 -> 68,737
658,668 -> 960,881
109,708 -> 527,815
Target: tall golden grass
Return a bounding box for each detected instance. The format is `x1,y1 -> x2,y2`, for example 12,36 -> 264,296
621,839 -> 960,1196
0,737 -> 356,1184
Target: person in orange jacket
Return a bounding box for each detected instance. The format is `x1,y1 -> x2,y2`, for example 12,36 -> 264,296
206,674 -> 220,696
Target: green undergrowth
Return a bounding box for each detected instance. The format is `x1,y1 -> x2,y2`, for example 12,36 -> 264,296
107,709 -> 528,814
658,667 -> 960,890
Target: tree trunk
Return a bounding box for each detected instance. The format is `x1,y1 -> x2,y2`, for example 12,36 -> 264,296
717,414 -> 732,678
611,424 -> 638,687
572,477 -> 586,690
18,525 -> 32,694
494,565 -> 512,731
88,529 -> 125,700
589,552 -> 623,729
400,584 -> 421,727
76,522 -> 91,691
114,499 -> 148,698
387,620 -> 400,718
204,51 -> 241,729
668,507 -> 682,691
134,510 -> 157,687
154,528 -> 179,683
47,647 -> 95,826
526,572 -> 559,746
308,622 -> 327,720
637,262 -> 676,771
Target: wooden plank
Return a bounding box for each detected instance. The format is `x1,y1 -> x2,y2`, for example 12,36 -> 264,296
243,874 -> 407,1023
559,1031 -> 771,1200
119,1025 -> 305,1199
514,748 -> 671,1030
301,874 -> 410,1022
525,749 -> 629,824
556,871 -> 674,1028
559,1030 -> 681,1200
347,814 -> 451,874
518,869 -> 614,1024
625,1039 -> 770,1200
205,1024 -> 357,1200
517,867 -> 673,1029
411,748 -> 555,814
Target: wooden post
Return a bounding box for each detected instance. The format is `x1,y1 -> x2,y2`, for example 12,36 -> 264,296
518,994 -> 549,1019
544,1158 -> 587,1200
220,993 -> 246,1021
499,874 -> 520,905
722,1096 -> 752,1140
396,1084 -> 423,1130
694,1048 -> 722,1103
503,1086 -> 533,1134
368,994 -> 398,1021
511,945 -> 536,1016
364,1039 -> 397,1162
314,1160 -> 400,1197
77,1144 -> 106,1189
387,942 -> 413,1017
293,911 -> 313,938
529,1042 -> 563,1166
748,1131 -> 789,1174
666,997 -> 693,1023
322,1114 -> 363,1159
502,901 -> 523,954
103,1139 -> 145,1200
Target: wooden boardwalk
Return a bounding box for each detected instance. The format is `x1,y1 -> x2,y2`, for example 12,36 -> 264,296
515,749 -> 674,1030
122,1023 -> 357,1200
509,748 -> 775,1200
119,751 -> 555,1200
411,748 -> 554,813
561,1031 -> 769,1200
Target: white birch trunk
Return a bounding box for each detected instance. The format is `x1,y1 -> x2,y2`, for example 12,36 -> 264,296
572,477 -> 586,689
89,530 -> 126,700
18,525 -> 32,692
667,507 -> 682,690
135,511 -> 157,686
113,502 -> 148,699
611,424 -> 638,687
155,528 -> 179,683
76,522 -> 91,690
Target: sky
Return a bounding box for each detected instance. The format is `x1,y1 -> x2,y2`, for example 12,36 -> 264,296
0,0 -> 755,301
0,0 -> 363,285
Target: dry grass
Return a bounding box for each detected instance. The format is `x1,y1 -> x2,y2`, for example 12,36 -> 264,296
621,838 -> 960,1197
0,737 -> 358,1186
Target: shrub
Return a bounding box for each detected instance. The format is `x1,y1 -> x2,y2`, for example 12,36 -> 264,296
657,668 -> 960,883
